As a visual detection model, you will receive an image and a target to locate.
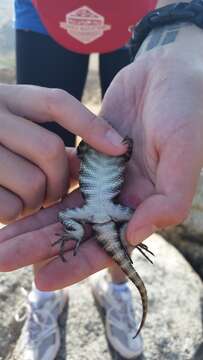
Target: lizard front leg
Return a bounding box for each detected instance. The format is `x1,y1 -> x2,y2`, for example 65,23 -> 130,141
53,218 -> 85,261
110,203 -> 134,222
58,206 -> 90,223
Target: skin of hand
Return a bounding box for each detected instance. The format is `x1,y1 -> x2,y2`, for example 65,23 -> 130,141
100,53 -> 203,245
1,23 -> 203,291
0,84 -> 126,223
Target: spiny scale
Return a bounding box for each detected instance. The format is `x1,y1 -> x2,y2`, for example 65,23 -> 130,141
56,137 -> 153,337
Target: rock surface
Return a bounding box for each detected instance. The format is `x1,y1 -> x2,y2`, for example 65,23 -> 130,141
184,173 -> 203,235
1,234 -> 202,360
162,174 -> 203,279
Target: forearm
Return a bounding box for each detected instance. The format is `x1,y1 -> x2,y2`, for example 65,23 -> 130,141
138,0 -> 203,60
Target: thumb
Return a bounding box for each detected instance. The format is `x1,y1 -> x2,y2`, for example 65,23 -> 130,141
126,193 -> 189,246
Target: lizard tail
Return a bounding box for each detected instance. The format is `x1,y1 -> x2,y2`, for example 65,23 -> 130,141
95,226 -> 147,338
117,259 -> 147,338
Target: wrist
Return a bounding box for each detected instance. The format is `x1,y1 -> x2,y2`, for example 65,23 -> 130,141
139,22 -> 203,59
131,1 -> 203,59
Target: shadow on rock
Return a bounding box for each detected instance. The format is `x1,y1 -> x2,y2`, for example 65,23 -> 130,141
193,343 -> 203,360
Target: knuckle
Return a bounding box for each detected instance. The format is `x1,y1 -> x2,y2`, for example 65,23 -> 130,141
19,169 -> 46,209
0,208 -> 21,224
38,133 -> 65,163
86,115 -> 110,139
26,169 -> 46,196
45,88 -> 68,117
85,115 -> 100,136
0,198 -> 23,224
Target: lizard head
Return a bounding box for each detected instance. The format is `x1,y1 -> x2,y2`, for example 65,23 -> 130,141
77,137 -> 133,162
77,140 -> 89,159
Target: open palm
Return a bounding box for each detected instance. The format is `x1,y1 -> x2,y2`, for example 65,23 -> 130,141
100,55 -> 203,244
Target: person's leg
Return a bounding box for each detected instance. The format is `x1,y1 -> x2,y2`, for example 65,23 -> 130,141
15,29 -> 89,360
16,29 -> 89,146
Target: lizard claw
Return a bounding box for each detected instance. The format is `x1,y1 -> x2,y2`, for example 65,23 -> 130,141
122,136 -> 133,161
136,243 -> 154,264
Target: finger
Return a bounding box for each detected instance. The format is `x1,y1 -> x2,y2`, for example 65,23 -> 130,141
0,111 -> 68,207
2,84 -> 127,155
0,186 -> 23,223
66,147 -> 80,182
0,145 -> 46,216
35,239 -> 112,291
0,213 -> 95,272
0,222 -> 76,271
127,193 -> 183,246
127,132 -> 202,245
0,189 -> 83,243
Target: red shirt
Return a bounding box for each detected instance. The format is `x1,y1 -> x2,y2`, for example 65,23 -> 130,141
33,0 -> 157,53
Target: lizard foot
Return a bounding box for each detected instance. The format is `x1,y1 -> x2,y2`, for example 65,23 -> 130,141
136,243 -> 154,264
52,233 -> 82,261
52,218 -> 85,261
52,232 -> 83,261
52,231 -> 76,262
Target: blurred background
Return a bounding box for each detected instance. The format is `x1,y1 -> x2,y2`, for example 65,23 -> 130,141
0,0 -> 101,111
0,0 -> 15,83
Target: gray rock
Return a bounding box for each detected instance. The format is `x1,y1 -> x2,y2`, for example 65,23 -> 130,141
0,267 -> 32,360
184,173 -> 203,235
162,173 -> 203,279
1,235 -> 203,360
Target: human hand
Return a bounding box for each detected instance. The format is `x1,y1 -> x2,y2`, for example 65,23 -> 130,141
0,189 -> 114,290
100,25 -> 203,246
0,84 -> 126,223
1,24 -> 203,291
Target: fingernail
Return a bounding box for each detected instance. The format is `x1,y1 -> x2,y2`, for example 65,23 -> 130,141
128,225 -> 157,246
105,129 -> 125,147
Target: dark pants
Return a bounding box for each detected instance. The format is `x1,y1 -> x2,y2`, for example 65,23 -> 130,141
16,29 -> 131,146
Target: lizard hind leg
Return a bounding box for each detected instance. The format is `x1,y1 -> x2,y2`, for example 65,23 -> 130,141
119,223 -> 133,264
119,223 -> 155,264
52,219 -> 85,261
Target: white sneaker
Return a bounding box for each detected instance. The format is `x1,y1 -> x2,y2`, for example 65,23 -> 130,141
14,288 -> 68,360
90,272 -> 143,359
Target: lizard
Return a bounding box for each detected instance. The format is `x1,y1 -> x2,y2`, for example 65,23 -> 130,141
53,137 -> 154,337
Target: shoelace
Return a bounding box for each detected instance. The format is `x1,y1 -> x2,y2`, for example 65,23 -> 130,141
15,287 -> 57,346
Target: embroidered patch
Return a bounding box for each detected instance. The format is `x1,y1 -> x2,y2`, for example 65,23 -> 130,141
59,6 -> 111,44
